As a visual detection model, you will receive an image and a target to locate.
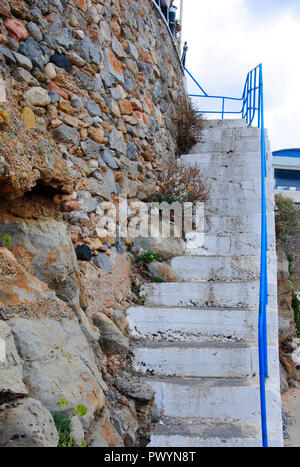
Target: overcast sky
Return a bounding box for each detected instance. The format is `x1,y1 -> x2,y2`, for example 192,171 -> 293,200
173,0 -> 300,151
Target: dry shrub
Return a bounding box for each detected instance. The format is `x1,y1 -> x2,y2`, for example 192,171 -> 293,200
156,157 -> 209,204
176,96 -> 204,156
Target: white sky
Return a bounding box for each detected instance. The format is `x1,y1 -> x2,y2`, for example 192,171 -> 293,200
173,0 -> 300,151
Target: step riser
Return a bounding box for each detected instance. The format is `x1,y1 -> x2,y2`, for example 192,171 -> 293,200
126,307 -> 278,345
189,140 -> 261,154
131,345 -> 279,378
203,214 -> 275,235
201,119 -> 247,129
183,152 -> 263,168
149,435 -> 283,448
199,127 -> 261,143
141,282 -> 277,309
186,234 -> 276,257
149,380 -> 281,425
203,198 -> 274,217
170,255 -> 275,282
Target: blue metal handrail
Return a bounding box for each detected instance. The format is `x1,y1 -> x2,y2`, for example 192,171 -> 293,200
185,65 -> 269,447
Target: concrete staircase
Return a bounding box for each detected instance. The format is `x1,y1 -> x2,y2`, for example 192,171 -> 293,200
127,119 -> 283,447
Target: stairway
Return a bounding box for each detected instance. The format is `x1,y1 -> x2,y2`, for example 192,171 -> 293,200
127,119 -> 283,447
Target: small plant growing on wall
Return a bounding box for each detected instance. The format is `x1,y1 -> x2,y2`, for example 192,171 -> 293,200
155,157 -> 209,204
0,234 -> 11,247
53,398 -> 88,448
175,96 -> 204,156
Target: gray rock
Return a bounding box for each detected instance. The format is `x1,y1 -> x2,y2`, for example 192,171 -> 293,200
110,87 -> 121,100
75,69 -> 94,91
19,39 -> 50,70
13,68 -> 39,86
0,398 -> 59,447
24,86 -> 50,106
0,45 -> 16,65
111,405 -> 138,447
77,191 -> 98,213
0,321 -> 28,399
6,38 -> 19,52
49,90 -> 61,104
126,142 -> 138,161
123,69 -> 134,93
93,249 -> 117,274
111,36 -> 126,59
101,168 -> 118,200
8,317 -> 105,429
71,94 -> 84,109
27,0 -> 49,14
49,0 -> 63,13
55,29 -> 74,50
71,211 -> 90,224
101,70 -> 115,88
109,129 -> 126,154
103,48 -> 124,84
75,37 -> 101,65
27,22 -> 43,42
70,416 -> 85,446
0,219 -> 79,306
132,226 -> 185,261
93,312 -> 129,354
12,53 -> 33,71
52,124 -> 80,145
127,41 -> 138,60
86,99 -> 101,117
101,149 -> 119,169
114,374 -> 155,402
81,138 -> 101,159
147,260 -> 179,282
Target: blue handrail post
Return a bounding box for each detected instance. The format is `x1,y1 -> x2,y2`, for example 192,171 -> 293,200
258,63 -> 269,448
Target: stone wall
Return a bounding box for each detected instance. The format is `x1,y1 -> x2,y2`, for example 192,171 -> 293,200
0,0 -> 186,447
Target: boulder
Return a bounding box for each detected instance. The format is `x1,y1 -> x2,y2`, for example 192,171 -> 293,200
114,373 -> 154,403
147,260 -> 179,282
9,317 -> 106,429
93,312 -> 129,354
0,398 -> 59,447
0,321 -> 28,399
24,86 -> 50,106
0,219 -> 80,306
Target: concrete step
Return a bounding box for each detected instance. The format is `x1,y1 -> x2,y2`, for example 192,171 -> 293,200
203,197 -> 274,217
202,213 -> 275,235
201,119 -> 247,129
182,151 -> 266,168
189,139 -> 261,154
186,236 -> 276,258
126,306 -> 278,345
198,179 -> 274,200
171,255 -> 260,282
181,156 -> 273,181
199,127 -> 261,143
131,341 -> 280,378
146,377 -> 282,425
148,417 -> 283,447
140,281 -> 277,309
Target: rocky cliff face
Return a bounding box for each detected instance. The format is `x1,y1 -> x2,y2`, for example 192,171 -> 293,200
0,0 -> 186,446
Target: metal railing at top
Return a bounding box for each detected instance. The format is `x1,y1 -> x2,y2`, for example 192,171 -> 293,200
185,64 -> 269,448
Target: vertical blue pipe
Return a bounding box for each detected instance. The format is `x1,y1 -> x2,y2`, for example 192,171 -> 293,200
258,63 -> 268,447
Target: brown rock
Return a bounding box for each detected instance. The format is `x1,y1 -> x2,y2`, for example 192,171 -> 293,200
49,118 -> 63,129
58,100 -> 74,115
88,126 -> 104,144
22,107 -> 36,129
119,100 -> 133,115
0,2 -> 9,18
4,18 -> 28,41
48,81 -> 69,100
73,0 -> 85,10
61,201 -> 81,212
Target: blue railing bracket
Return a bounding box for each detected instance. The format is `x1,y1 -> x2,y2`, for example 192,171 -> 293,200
185,65 -> 269,448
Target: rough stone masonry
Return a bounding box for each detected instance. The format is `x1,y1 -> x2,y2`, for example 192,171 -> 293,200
0,0 -> 187,447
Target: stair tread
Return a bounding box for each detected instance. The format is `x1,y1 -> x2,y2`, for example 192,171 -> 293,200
132,340 -> 251,349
